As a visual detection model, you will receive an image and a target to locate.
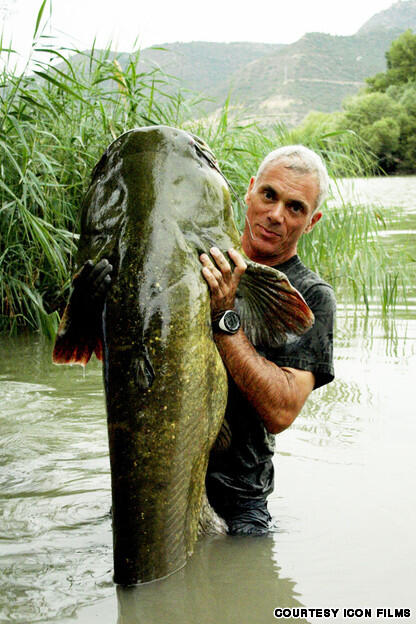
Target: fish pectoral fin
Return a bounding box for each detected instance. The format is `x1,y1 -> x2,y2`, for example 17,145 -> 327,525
198,489 -> 227,536
52,303 -> 102,366
211,418 -> 232,452
134,350 -> 155,390
236,261 -> 314,347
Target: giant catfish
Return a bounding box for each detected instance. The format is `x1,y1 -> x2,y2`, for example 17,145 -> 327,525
53,125 -> 314,585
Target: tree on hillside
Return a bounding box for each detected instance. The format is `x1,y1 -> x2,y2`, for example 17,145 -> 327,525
393,84 -> 416,171
366,29 -> 416,92
330,29 -> 416,174
341,93 -> 401,171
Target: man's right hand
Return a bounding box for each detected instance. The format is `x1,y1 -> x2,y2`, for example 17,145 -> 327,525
199,247 -> 247,316
70,258 -> 113,314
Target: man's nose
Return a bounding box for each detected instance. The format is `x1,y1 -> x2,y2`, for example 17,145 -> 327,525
268,200 -> 285,223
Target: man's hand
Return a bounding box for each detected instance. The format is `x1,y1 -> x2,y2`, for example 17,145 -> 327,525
199,247 -> 247,314
70,258 -> 113,315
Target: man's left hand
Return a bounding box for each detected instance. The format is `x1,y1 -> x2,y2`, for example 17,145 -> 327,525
199,247 -> 247,314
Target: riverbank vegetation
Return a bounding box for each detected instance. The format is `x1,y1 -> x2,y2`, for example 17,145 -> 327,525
0,3 -> 411,335
298,29 -> 416,175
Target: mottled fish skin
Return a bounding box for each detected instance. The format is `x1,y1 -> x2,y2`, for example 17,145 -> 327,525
98,127 -> 231,584
53,125 -> 314,585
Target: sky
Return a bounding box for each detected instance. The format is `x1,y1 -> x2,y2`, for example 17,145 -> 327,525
0,0 -> 400,70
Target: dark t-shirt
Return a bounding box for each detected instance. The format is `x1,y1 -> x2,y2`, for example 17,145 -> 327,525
206,255 -> 336,518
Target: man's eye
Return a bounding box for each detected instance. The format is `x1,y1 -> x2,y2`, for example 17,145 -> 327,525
264,190 -> 273,200
290,203 -> 303,213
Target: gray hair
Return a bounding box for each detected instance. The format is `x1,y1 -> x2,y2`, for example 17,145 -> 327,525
256,145 -> 330,211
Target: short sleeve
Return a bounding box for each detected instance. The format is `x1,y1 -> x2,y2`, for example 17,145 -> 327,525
262,283 -> 336,390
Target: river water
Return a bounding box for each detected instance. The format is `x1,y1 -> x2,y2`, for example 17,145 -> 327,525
1,177 -> 415,624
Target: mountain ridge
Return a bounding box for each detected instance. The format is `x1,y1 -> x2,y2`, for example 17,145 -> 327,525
67,1 -> 416,126
134,1 -> 416,124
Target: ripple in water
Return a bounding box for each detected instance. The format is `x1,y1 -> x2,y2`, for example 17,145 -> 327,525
0,341 -> 114,623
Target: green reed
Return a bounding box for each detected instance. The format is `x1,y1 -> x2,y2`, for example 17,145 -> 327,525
297,203 -> 408,311
0,2 -> 409,335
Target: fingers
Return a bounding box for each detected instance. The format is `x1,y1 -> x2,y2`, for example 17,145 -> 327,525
210,247 -> 232,282
200,252 -> 222,278
90,258 -> 111,283
200,247 -> 233,278
75,259 -> 94,284
75,258 -> 113,301
91,259 -> 112,285
91,259 -> 113,300
228,248 -> 247,279
93,273 -> 112,300
199,247 -> 246,312
200,263 -> 221,295
199,251 -> 224,294
199,247 -> 246,281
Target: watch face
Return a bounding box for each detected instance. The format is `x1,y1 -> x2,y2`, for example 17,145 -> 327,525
224,311 -> 240,332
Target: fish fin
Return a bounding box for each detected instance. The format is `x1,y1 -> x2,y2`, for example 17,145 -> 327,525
198,489 -> 227,536
134,350 -> 155,390
211,418 -> 232,452
94,339 -> 104,361
52,304 -> 102,366
236,261 -> 314,347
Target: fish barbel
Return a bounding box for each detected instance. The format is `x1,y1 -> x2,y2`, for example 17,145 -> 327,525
53,125 -> 314,585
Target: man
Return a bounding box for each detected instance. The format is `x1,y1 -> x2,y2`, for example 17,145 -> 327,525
61,143 -> 335,538
199,145 -> 336,536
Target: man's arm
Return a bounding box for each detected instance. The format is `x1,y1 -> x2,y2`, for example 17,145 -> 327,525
200,247 -> 314,434
212,330 -> 314,434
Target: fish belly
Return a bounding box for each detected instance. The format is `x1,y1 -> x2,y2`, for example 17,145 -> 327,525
104,276 -> 227,585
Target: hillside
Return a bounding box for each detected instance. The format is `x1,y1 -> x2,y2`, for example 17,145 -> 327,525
62,0 -> 416,126
358,0 -> 416,34
136,41 -> 283,94
206,28 -> 405,125
135,0 -> 416,124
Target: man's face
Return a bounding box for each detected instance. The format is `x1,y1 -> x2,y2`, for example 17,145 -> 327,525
242,159 -> 322,266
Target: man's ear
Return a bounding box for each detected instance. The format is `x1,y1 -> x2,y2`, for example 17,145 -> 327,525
245,176 -> 256,203
305,211 -> 322,233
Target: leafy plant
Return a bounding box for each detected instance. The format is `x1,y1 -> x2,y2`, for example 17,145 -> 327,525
0,2 -> 411,335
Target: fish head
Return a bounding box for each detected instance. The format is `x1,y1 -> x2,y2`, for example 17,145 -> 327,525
77,126 -> 241,269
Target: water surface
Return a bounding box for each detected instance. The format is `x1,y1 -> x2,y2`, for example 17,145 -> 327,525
1,176 -> 415,624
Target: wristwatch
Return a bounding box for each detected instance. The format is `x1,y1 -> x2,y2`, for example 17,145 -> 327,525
212,310 -> 241,335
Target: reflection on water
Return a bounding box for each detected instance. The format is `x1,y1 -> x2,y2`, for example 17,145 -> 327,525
116,536 -> 307,624
0,339 -> 113,623
331,175 -> 416,212
1,306 -> 415,623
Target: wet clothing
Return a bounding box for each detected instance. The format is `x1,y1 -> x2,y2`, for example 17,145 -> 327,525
206,255 -> 336,535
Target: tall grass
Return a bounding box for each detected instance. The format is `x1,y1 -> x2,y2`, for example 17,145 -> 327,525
0,3 -> 410,335
297,204 -> 408,312
0,4 -> 183,335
